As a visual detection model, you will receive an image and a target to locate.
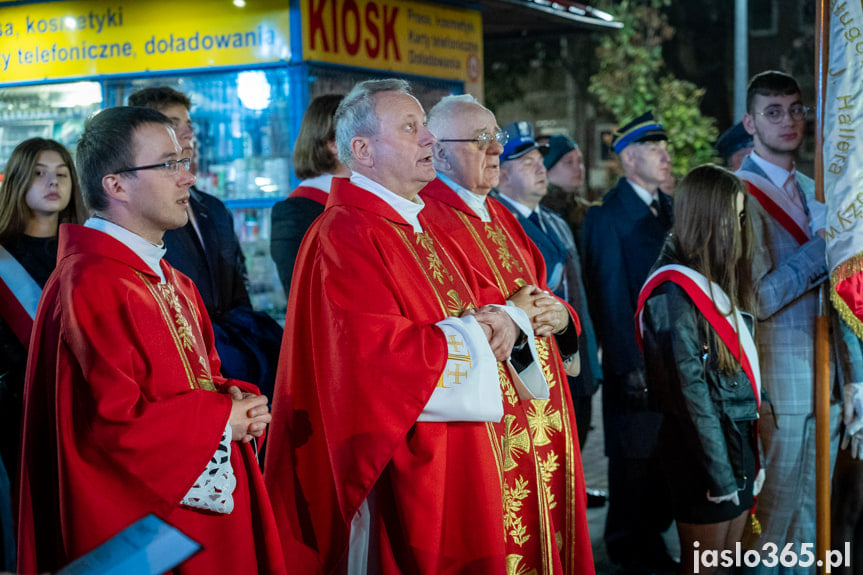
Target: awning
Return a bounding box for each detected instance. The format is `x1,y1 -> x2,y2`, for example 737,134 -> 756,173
480,0 -> 623,37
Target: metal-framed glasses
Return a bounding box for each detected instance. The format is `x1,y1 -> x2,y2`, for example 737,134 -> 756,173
439,129 -> 509,150
757,105 -> 809,124
115,157 -> 192,175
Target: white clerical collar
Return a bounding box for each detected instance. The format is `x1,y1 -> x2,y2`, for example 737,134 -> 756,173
749,151 -> 795,191
350,173 -> 425,233
299,173 -> 336,194
85,216 -> 167,283
627,179 -> 657,207
439,174 -> 491,222
497,193 -> 539,219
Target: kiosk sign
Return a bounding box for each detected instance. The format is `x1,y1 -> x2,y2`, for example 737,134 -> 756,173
301,0 -> 483,87
0,0 -> 291,85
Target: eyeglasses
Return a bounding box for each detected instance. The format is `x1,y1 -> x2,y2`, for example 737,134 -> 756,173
438,129 -> 509,151
115,157 -> 192,175
757,105 -> 809,124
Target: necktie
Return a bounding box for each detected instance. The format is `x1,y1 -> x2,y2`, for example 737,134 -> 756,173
529,211 -> 543,231
649,198 -> 660,218
783,173 -> 805,212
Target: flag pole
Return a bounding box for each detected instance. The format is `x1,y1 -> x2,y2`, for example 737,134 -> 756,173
814,0 -> 830,569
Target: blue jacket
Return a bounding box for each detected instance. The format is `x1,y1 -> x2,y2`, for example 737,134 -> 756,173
582,177 -> 672,458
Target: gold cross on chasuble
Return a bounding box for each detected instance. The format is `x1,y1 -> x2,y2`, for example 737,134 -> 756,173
501,414 -> 531,472
526,400 -> 563,447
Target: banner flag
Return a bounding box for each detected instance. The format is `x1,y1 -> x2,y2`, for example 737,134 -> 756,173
824,1 -> 863,337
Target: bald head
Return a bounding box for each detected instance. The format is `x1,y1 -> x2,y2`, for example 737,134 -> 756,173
428,94 -> 485,138
428,95 -> 504,195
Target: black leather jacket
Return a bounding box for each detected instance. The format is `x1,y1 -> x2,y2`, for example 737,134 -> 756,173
641,242 -> 759,497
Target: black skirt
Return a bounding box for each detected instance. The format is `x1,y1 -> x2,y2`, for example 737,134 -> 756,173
657,416 -> 756,524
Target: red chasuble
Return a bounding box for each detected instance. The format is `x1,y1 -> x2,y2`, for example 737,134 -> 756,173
16,224 -> 285,575
265,178 -> 564,574
421,178 -> 594,575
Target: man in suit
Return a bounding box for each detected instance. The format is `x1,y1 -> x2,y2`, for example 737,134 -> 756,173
582,111 -> 676,573
128,87 -> 282,400
735,70 -> 857,568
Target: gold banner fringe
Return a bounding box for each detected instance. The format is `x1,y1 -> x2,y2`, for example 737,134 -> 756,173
830,251 -> 863,340
750,513 -> 762,536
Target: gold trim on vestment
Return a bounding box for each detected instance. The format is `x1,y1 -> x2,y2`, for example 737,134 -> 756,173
391,225 -> 453,316
392,217 -> 541,571
458,205 -> 579,572
455,210 -> 512,294
138,271 -> 215,391
503,475 -> 532,546
506,554 -> 539,575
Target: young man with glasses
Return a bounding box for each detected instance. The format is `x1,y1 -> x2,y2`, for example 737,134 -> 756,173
737,70 -> 862,565
16,106 -> 286,574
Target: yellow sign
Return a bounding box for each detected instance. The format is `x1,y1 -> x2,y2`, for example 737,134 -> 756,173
301,0 -> 483,89
0,0 -> 291,85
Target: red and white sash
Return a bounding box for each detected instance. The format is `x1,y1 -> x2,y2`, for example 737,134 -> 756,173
636,264 -> 761,407
738,170 -> 810,246
0,245 -> 40,348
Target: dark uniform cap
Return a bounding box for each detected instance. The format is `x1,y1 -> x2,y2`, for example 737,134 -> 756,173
543,135 -> 579,171
500,121 -> 548,163
715,122 -> 754,160
611,111 -> 667,154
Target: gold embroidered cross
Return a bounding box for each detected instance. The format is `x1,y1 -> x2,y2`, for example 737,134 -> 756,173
445,332 -> 471,365
501,414 -> 530,472
445,363 -> 468,386
447,335 -> 465,354
526,400 -> 562,447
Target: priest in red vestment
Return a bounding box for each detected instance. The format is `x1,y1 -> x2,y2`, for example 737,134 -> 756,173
422,94 -> 594,574
264,79 -> 580,574
16,106 -> 286,574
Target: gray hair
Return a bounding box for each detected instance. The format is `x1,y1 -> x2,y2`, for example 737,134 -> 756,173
427,94 -> 483,139
335,78 -> 413,168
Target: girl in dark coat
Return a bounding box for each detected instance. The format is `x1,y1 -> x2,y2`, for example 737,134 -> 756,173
637,164 -> 761,574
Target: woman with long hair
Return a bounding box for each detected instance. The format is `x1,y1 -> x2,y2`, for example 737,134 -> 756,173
0,137 -> 86,482
636,164 -> 761,574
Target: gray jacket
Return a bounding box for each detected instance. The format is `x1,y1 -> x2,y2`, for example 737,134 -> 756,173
737,156 -> 862,414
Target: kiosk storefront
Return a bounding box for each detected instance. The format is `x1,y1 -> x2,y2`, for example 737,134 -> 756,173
0,0 -> 484,316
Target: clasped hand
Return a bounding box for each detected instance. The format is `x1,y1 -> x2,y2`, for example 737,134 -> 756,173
508,284 -> 569,338
467,305 -> 519,362
227,385 -> 272,443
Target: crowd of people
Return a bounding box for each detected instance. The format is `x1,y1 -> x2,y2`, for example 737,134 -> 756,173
0,68 -> 860,575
